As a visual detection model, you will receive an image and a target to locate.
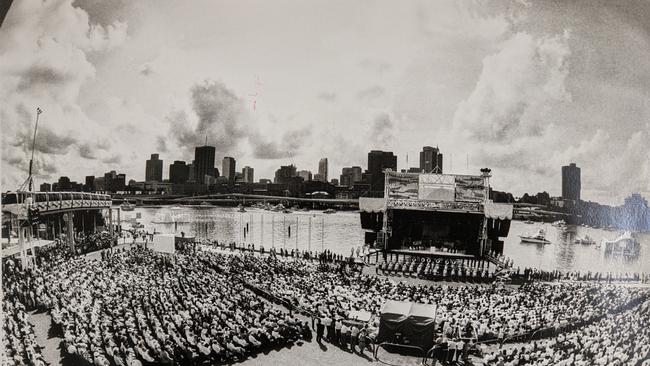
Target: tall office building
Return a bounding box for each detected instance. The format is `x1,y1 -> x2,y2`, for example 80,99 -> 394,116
222,157 -> 236,182
242,166 -> 254,183
194,146 -> 216,184
318,158 -> 328,182
367,150 -> 397,193
562,163 -> 581,202
145,154 -> 163,182
297,170 -> 312,181
419,146 -> 443,173
340,166 -> 362,187
40,183 -> 51,192
169,160 -> 190,184
85,176 -> 95,192
274,165 -> 297,184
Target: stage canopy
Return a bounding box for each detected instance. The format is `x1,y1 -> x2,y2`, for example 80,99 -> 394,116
484,202 -> 513,220
359,197 -> 385,213
377,300 -> 437,350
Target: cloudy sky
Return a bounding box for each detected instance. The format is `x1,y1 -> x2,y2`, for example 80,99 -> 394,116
1,0 -> 649,205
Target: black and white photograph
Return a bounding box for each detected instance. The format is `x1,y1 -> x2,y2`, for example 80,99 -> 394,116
1,1 -> 649,365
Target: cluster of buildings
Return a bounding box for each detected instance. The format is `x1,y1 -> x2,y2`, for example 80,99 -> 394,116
38,145 -> 445,199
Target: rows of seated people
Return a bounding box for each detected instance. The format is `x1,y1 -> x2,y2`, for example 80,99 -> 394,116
2,259 -> 47,366
480,297 -> 650,365
34,247 -> 310,365
375,258 -> 496,282
198,249 -> 649,345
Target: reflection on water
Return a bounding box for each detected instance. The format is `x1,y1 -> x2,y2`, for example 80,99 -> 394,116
119,206 -> 650,273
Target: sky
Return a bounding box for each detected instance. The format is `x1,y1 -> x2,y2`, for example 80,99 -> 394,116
1,0 -> 649,205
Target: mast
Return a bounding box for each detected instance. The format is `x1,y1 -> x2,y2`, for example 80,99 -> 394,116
20,107 -> 42,192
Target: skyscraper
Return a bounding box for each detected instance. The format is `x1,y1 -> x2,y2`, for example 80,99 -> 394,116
242,166 -> 254,183
367,150 -> 397,193
562,163 -> 581,202
194,146 -> 216,184
145,154 -> 163,182
274,165 -> 297,184
318,158 -> 328,182
297,170 -> 312,181
169,160 -> 190,184
222,157 -> 236,182
419,146 -> 443,173
340,166 -> 362,187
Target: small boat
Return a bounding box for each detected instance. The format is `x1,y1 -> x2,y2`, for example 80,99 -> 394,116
121,201 -> 135,211
323,208 -> 336,214
523,220 -> 534,224
574,235 -> 595,245
237,204 -> 246,213
519,229 -> 551,244
170,205 -> 183,210
283,208 -> 292,214
551,220 -> 566,228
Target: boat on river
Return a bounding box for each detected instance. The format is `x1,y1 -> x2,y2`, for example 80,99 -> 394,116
600,231 -> 640,257
574,234 -> 595,245
121,201 -> 135,211
519,229 -> 551,244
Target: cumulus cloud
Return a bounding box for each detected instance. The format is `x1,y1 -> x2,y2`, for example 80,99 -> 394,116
0,0 -> 129,187
317,92 -> 337,102
250,127 -> 311,159
166,80 -> 248,159
357,85 -> 385,100
368,112 -> 396,147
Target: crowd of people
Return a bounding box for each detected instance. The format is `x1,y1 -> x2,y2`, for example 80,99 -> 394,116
2,260 -> 47,366
519,267 -> 650,284
3,237 -> 650,366
198,248 -> 649,345
481,297 -> 650,365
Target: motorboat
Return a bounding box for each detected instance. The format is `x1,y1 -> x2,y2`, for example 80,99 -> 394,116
120,201 -> 135,211
551,220 -> 566,228
237,204 -> 246,213
323,208 -> 336,214
574,235 -> 595,245
523,220 -> 534,224
519,229 -> 551,244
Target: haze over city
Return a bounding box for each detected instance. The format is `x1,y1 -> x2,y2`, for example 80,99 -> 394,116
2,0 -> 649,204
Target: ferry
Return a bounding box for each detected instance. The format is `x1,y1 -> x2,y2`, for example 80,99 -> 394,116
121,201 -> 135,211
519,229 -> 551,244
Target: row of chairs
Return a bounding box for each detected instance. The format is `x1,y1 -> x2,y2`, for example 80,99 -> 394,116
376,260 -> 496,282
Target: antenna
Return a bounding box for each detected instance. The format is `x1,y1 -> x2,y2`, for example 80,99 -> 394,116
205,135 -> 208,146
466,153 -> 469,174
406,153 -> 409,169
19,107 -> 42,192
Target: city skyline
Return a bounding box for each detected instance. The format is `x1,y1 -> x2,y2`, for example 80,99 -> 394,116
1,1 -> 649,205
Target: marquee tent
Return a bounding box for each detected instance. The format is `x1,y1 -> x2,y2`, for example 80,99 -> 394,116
377,300 -> 437,350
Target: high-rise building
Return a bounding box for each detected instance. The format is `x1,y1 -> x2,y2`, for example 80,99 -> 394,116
274,165 -> 297,184
367,150 -> 397,193
340,166 -> 362,187
194,146 -> 216,184
242,166 -> 254,183
330,178 -> 339,186
419,146 -> 443,173
145,154 -> 163,182
562,163 -> 581,202
169,160 -> 190,184
318,158 -> 328,182
85,176 -> 95,192
57,176 -> 71,191
40,183 -> 51,192
297,170 -> 312,181
222,157 -> 236,182
188,161 -> 195,182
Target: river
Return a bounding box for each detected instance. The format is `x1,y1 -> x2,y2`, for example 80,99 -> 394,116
119,206 -> 650,273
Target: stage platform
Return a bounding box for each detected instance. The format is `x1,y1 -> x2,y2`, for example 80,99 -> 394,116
387,249 -> 477,261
